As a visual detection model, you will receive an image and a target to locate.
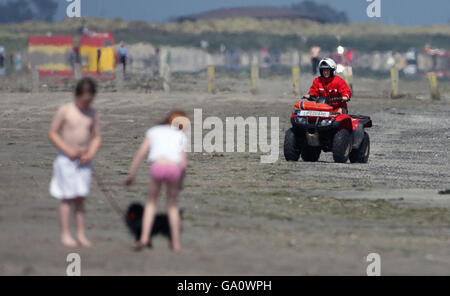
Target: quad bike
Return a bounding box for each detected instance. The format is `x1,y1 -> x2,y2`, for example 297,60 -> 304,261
284,96 -> 372,163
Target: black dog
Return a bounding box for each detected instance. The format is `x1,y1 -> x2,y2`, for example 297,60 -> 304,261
125,202 -> 183,247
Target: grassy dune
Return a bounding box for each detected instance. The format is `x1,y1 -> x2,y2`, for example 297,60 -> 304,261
0,18 -> 449,52
2,18 -> 449,37
162,17 -> 450,37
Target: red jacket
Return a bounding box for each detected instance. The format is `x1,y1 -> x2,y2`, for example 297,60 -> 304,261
308,76 -> 352,110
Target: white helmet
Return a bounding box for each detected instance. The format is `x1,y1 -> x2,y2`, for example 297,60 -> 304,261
319,58 -> 337,77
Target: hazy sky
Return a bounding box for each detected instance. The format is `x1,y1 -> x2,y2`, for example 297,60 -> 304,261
51,0 -> 448,25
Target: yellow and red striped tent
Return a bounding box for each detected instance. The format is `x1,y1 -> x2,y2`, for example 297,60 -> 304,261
28,35 -> 74,77
80,33 -> 115,77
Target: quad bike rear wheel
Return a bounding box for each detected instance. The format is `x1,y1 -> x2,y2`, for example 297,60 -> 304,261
301,145 -> 321,162
349,132 -> 370,163
284,128 -> 301,161
332,129 -> 351,163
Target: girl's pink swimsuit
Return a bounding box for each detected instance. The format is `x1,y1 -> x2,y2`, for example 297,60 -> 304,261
150,163 -> 183,183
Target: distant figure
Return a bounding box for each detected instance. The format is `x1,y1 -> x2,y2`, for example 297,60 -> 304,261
69,47 -> 78,72
345,49 -> 356,67
14,51 -> 22,71
0,46 -> 5,69
118,41 -> 128,75
0,47 -> 5,75
310,44 -> 321,75
153,47 -> 160,76
261,48 -> 271,69
97,48 -> 102,74
74,46 -> 80,64
125,110 -> 188,253
404,48 -> 418,76
48,78 -> 102,248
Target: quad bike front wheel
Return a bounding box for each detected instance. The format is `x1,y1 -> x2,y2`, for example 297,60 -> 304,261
332,129 -> 351,163
349,132 -> 370,163
284,128 -> 301,161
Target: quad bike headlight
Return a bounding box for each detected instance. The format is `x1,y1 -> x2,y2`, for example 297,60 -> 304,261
320,119 -> 332,126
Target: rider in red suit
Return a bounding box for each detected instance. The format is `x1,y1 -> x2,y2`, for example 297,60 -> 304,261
305,58 -> 352,114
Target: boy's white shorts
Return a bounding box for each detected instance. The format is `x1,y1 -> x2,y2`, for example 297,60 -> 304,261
49,153 -> 92,200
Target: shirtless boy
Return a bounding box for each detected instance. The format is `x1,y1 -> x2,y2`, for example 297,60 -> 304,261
48,78 -> 101,247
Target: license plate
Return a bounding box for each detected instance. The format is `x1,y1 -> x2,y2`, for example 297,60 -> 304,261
299,110 -> 331,117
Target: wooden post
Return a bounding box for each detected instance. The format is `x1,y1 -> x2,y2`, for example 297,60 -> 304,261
291,51 -> 300,96
427,72 -> 440,100
292,66 -> 300,96
390,67 -> 399,99
250,55 -> 259,95
32,66 -> 39,93
208,65 -> 215,94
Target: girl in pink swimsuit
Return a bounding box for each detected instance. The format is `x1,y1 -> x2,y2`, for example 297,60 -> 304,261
124,110 -> 188,252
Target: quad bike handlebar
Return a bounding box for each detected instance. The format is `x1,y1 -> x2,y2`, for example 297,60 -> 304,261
330,97 -> 345,103
302,96 -> 345,104
302,95 -> 316,101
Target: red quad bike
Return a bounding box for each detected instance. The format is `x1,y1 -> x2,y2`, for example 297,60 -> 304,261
284,96 -> 372,163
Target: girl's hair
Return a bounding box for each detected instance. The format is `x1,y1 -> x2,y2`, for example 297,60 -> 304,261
161,110 -> 189,129
75,77 -> 97,97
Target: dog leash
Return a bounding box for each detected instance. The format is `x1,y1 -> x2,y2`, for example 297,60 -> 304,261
93,173 -> 124,217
